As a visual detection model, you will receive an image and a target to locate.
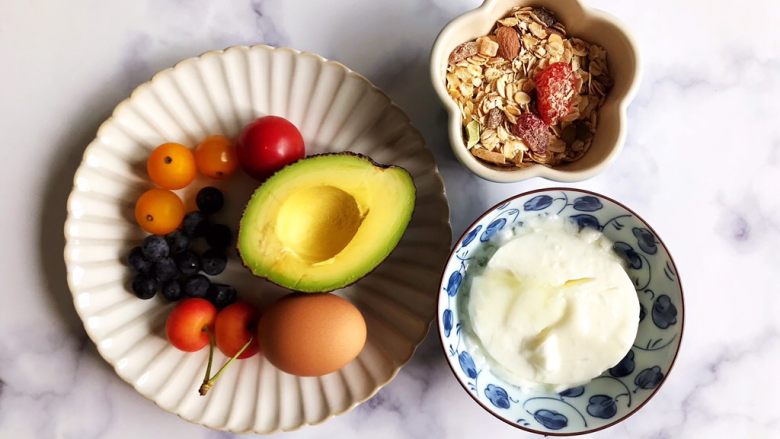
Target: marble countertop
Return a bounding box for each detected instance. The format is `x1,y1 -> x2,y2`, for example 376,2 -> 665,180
1,0 -> 778,437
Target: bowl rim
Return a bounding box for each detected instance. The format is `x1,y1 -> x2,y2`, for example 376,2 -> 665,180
64,44 -> 451,434
429,0 -> 643,183
436,187 -> 685,436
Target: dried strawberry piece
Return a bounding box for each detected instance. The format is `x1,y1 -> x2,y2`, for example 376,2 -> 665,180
511,112 -> 549,153
535,62 -> 577,125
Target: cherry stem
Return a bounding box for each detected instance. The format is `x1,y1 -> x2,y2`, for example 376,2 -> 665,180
201,330 -> 215,391
199,336 -> 254,396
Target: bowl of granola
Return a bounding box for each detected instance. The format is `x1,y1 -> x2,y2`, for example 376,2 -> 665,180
431,0 -> 640,182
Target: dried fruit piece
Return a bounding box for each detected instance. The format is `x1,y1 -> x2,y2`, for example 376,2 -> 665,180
532,7 -> 556,27
511,112 -> 549,154
575,121 -> 591,140
561,124 -> 577,146
466,120 -> 480,148
535,62 -> 577,125
486,108 -> 503,129
514,91 -> 531,105
477,36 -> 499,57
449,42 -> 478,65
495,26 -> 520,61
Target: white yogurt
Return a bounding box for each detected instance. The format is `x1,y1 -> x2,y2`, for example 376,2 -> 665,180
466,215 -> 638,391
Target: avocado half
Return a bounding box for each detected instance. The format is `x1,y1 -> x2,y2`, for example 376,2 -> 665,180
238,153 -> 416,292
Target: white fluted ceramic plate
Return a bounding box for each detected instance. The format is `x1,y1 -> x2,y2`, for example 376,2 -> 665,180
64,45 -> 451,434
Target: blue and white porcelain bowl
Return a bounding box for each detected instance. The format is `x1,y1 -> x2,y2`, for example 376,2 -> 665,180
437,188 -> 684,435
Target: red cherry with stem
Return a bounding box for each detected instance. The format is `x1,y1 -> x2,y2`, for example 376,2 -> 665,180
165,298 -> 255,396
166,298 -> 217,352
216,302 -> 260,359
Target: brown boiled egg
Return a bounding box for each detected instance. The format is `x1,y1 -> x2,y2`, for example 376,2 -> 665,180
258,293 -> 366,376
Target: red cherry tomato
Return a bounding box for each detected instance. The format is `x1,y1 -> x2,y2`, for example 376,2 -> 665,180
236,116 -> 305,181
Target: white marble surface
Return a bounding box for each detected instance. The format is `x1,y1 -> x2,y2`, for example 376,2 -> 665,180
1,0 -> 778,437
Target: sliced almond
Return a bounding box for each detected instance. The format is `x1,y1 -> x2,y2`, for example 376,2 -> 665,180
529,22 -> 547,39
521,34 -> 539,49
496,75 -> 507,98
497,125 -> 510,141
548,33 -> 563,47
502,108 -> 518,124
467,55 -> 489,66
458,83 -> 473,97
472,147 -> 507,165
514,91 -> 531,105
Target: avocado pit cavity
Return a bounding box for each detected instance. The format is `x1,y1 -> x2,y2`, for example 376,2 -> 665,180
275,185 -> 363,263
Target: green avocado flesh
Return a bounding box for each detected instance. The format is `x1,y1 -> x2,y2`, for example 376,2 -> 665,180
238,153 -> 416,292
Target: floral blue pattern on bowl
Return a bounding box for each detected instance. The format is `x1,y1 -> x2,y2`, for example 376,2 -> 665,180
437,189 -> 684,435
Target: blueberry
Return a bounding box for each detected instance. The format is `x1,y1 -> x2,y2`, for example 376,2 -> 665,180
183,274 -> 210,298
175,251 -> 200,276
141,235 -> 169,262
207,283 -> 237,308
201,249 -> 227,275
154,257 -> 179,282
206,224 -> 232,249
161,280 -> 183,301
196,187 -> 224,214
165,230 -> 190,254
127,246 -> 152,273
182,211 -> 209,237
131,274 -> 158,299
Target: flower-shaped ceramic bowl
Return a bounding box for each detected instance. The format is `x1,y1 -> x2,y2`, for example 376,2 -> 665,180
430,0 -> 641,183
437,188 -> 683,435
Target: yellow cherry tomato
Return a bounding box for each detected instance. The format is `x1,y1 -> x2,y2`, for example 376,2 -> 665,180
135,188 -> 185,235
147,143 -> 196,189
194,135 -> 238,179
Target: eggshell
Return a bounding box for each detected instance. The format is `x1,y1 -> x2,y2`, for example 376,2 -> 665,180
258,293 -> 366,376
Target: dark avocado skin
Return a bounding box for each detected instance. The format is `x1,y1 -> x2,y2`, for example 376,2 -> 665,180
237,152 -> 417,293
